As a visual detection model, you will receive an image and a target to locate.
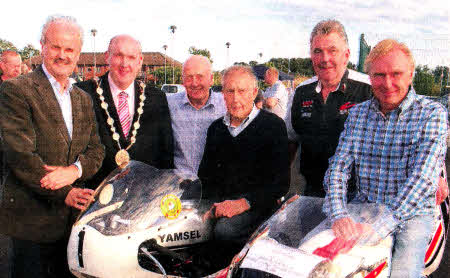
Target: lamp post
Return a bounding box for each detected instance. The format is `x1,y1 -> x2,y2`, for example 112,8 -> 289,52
90,29 -> 98,79
288,57 -> 291,74
225,42 -> 231,67
29,50 -> 34,69
169,25 -> 177,83
163,44 -> 168,84
258,52 -> 263,64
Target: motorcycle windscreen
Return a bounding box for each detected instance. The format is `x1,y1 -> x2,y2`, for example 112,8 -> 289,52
74,160 -> 202,236
238,196 -> 394,278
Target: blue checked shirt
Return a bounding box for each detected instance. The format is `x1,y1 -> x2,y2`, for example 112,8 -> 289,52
323,88 -> 448,236
167,91 -> 226,179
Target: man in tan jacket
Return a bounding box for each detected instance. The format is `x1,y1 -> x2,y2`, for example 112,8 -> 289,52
0,15 -> 104,277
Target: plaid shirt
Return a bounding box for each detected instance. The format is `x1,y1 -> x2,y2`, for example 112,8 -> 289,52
323,88 -> 448,235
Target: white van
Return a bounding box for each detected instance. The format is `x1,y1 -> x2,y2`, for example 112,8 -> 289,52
161,84 -> 186,94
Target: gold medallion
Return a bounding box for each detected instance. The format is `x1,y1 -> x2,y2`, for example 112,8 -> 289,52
115,149 -> 130,168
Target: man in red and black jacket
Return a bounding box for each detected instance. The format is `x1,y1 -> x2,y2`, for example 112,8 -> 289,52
286,20 -> 372,197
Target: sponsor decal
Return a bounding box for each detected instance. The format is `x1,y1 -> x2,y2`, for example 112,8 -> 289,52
364,261 -> 388,278
302,100 -> 313,108
339,102 -> 356,115
158,230 -> 201,243
160,194 -> 182,219
339,102 -> 355,111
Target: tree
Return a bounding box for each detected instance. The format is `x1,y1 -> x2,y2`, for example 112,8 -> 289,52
0,38 -> 18,52
188,46 -> 213,64
249,61 -> 258,67
19,44 -> 40,60
213,71 -> 221,86
152,66 -> 182,85
432,66 -> 449,95
414,65 -> 435,96
347,62 -> 357,70
234,61 -> 249,66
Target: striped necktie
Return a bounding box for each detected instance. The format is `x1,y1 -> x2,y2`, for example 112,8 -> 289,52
118,91 -> 131,138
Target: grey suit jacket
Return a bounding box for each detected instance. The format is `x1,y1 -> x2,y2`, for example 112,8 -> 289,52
0,66 -> 104,242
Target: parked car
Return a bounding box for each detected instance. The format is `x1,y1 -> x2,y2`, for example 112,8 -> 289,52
210,85 -> 222,94
161,84 -> 186,94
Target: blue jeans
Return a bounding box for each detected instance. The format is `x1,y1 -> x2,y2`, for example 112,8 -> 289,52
390,214 -> 434,278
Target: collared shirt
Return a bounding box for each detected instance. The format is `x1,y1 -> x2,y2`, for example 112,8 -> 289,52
263,80 -> 288,119
42,64 -> 74,138
108,74 -> 135,120
314,80 -> 341,94
167,91 -> 227,178
323,88 -> 448,236
223,105 -> 260,137
285,69 -> 371,141
42,64 -> 82,176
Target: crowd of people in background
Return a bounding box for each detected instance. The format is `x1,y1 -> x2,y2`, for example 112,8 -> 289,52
0,14 -> 448,278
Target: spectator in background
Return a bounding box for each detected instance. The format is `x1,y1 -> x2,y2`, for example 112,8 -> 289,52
0,51 -> 22,85
262,67 -> 288,118
20,63 -> 30,75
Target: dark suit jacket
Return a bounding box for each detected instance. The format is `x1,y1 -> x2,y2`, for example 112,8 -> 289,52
76,73 -> 173,187
0,66 -> 105,243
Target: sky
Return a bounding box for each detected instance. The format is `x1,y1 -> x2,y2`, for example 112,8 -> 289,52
1,0 -> 449,71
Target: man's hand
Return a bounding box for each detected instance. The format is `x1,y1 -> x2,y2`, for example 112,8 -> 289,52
213,199 -> 250,218
40,165 -> 79,190
332,217 -> 362,241
264,97 -> 278,108
65,188 -> 94,210
436,175 -> 449,205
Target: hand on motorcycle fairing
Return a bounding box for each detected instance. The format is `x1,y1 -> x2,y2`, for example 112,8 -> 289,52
314,217 -> 381,260
65,188 -> 95,210
436,175 -> 449,205
332,217 -> 382,245
203,198 -> 251,220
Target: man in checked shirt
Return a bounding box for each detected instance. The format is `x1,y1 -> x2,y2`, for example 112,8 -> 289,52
323,39 -> 448,278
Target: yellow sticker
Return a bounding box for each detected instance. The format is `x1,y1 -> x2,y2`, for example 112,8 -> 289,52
160,194 -> 182,219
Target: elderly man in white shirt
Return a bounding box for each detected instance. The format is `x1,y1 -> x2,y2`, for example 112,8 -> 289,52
261,67 -> 289,119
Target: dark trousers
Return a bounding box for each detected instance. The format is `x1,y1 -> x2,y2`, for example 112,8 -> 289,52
214,209 -> 270,245
11,237 -> 73,278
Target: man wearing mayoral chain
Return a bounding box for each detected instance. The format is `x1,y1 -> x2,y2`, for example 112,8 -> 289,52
77,34 -> 174,188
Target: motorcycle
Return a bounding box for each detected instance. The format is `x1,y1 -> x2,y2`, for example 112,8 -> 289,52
68,160 -> 229,278
68,160 -> 449,278
221,195 -> 449,278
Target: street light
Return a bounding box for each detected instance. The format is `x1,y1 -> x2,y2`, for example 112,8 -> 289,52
90,29 -> 98,79
169,25 -> 177,83
163,44 -> 168,84
29,49 -> 34,69
258,52 -> 263,64
288,57 -> 291,74
225,42 -> 231,67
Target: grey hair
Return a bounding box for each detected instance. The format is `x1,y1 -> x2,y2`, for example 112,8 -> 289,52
221,65 -> 258,88
310,19 -> 348,47
40,15 -> 84,46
